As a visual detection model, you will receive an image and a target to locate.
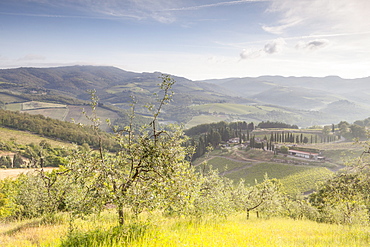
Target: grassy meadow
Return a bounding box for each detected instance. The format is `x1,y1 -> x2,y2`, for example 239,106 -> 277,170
1,211 -> 369,247
0,127 -> 74,148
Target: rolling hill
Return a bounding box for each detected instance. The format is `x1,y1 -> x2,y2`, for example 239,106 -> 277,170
202,75 -> 370,125
1,65 -> 369,127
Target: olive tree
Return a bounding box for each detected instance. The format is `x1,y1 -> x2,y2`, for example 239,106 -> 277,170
310,141 -> 370,224
192,167 -> 235,217
66,75 -> 196,225
232,175 -> 284,219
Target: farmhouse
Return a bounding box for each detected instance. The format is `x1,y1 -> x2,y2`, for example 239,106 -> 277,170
288,150 -> 324,160
228,137 -> 240,143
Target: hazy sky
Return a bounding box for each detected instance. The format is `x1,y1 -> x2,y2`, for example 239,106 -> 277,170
1,0 -> 370,80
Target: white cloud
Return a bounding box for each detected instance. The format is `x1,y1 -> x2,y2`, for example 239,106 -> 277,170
261,19 -> 301,35
263,38 -> 286,54
240,49 -> 263,59
240,38 -> 286,59
296,39 -> 330,51
165,0 -> 270,11
263,0 -> 370,35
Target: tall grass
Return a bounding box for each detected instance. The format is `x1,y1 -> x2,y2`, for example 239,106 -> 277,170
2,211 -> 370,246
125,215 -> 370,247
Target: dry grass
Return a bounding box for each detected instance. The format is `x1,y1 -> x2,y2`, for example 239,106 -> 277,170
0,127 -> 73,148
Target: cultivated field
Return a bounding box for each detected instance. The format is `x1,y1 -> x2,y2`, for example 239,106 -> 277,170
22,101 -> 67,110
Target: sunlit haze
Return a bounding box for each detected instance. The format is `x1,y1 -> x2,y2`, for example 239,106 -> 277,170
1,0 -> 370,80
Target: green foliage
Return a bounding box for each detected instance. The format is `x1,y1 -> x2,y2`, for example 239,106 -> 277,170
192,168 -> 235,217
0,178 -> 19,218
258,121 -> 298,129
310,170 -> 370,225
0,139 -> 71,168
0,155 -> 12,168
309,141 -> 370,225
280,146 -> 289,154
232,175 -> 285,219
338,120 -> 368,141
11,170 -> 70,218
12,153 -> 23,168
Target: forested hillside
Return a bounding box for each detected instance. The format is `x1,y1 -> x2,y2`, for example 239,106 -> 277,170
0,109 -> 117,150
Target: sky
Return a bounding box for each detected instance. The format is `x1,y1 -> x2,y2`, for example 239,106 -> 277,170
1,0 -> 370,80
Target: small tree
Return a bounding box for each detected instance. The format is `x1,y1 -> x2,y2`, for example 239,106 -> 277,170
0,156 -> 12,168
192,166 -> 235,217
66,75 -> 196,225
280,146 -> 289,154
13,153 -> 24,168
310,143 -> 370,224
232,175 -> 283,219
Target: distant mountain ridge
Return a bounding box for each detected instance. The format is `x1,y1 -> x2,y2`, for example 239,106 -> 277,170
0,65 -> 241,101
202,75 -> 370,105
0,65 -> 369,127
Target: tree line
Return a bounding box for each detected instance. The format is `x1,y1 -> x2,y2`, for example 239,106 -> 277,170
189,125 -> 337,159
0,109 -> 118,151
257,121 -> 298,129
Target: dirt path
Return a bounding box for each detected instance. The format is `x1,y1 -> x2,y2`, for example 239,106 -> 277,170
219,163 -> 254,176
212,155 -> 264,164
0,168 -> 55,180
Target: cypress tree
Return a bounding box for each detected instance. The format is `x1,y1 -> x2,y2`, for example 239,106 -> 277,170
13,153 -> 24,168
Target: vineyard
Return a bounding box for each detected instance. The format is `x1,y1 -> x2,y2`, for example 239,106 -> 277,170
196,148 -> 335,195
